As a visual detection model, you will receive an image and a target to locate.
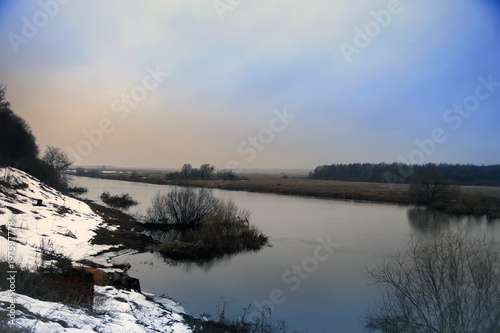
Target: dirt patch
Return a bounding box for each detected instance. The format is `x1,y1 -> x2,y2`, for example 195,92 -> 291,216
86,201 -> 160,253
4,205 -> 24,214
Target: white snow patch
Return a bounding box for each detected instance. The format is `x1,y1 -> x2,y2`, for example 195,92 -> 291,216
0,168 -> 193,332
0,167 -> 115,267
0,285 -> 192,332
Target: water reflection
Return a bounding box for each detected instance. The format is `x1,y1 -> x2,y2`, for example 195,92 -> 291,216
407,206 -> 498,233
128,249 -> 239,273
407,207 -> 452,232
142,227 -> 254,273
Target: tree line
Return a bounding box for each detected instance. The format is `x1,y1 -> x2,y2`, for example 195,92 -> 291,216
308,162 -> 500,186
165,163 -> 238,181
0,82 -> 72,191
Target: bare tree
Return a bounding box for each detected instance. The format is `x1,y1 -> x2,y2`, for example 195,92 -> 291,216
200,163 -> 215,180
146,187 -> 220,229
180,163 -> 192,179
365,231 -> 500,333
42,145 -> 72,176
409,169 -> 459,206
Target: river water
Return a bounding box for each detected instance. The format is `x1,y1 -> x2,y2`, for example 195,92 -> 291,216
72,176 -> 500,332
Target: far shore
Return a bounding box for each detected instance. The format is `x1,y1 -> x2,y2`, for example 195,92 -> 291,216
76,172 -> 500,219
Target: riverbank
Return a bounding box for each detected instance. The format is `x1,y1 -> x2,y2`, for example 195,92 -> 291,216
0,167 -> 258,332
92,172 -> 500,219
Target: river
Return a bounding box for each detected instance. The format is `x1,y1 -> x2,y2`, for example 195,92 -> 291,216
72,176 -> 500,332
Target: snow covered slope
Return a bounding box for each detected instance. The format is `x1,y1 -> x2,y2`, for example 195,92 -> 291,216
0,167 -> 112,267
0,167 -> 193,332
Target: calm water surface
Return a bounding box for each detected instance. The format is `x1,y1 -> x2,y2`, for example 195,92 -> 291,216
73,176 -> 500,332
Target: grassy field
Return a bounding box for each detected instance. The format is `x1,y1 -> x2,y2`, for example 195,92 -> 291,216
94,172 -> 500,218
184,174 -> 411,202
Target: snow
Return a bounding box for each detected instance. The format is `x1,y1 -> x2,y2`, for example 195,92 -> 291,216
0,167 -> 113,267
0,168 -> 193,332
0,286 -> 191,332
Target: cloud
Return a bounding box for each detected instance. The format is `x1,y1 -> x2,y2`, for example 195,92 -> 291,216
0,0 -> 499,168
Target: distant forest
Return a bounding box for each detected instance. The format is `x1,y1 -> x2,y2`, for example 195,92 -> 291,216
308,163 -> 500,186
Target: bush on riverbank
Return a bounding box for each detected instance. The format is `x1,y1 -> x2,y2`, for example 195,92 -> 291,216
438,194 -> 500,219
100,191 -> 138,210
68,185 -> 88,194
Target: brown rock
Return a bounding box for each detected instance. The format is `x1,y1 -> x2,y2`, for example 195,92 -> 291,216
73,266 -> 110,286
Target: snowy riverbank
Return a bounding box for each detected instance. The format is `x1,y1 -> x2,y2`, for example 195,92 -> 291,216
0,167 -> 193,332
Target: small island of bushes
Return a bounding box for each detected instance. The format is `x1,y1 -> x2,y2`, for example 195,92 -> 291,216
145,187 -> 269,261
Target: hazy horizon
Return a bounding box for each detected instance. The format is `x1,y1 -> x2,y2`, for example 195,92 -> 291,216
69,162 -> 500,175
1,1 -> 500,170
71,165 -> 313,173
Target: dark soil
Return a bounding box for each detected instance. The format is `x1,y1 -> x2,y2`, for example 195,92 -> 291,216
85,200 -> 160,253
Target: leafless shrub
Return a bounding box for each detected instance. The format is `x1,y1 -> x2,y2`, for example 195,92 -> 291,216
409,169 -> 460,206
146,187 -> 219,229
365,231 -> 500,333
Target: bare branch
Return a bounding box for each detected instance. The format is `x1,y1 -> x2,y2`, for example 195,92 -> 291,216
365,231 -> 500,333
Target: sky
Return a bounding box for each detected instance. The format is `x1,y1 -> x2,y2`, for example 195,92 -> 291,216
0,0 -> 499,170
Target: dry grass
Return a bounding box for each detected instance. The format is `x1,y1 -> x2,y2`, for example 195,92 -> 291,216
97,172 -> 500,218
219,175 -> 500,218
177,174 -> 412,203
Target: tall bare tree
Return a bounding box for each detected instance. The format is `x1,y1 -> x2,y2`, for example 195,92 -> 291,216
409,169 -> 459,205
42,145 -> 72,176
